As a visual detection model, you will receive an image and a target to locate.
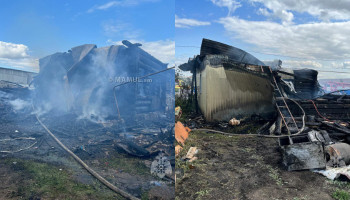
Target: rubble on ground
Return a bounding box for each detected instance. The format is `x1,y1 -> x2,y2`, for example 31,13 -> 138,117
0,40 -> 175,199
176,38 -> 350,185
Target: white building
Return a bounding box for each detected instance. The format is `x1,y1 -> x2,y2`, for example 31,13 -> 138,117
0,67 -> 37,86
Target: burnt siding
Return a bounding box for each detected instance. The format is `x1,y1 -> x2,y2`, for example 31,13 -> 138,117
197,61 -> 274,121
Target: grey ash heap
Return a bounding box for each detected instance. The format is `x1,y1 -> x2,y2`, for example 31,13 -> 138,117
32,40 -> 174,122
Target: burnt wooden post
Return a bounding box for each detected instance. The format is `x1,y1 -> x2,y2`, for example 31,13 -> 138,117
194,61 -> 199,113
190,70 -> 194,104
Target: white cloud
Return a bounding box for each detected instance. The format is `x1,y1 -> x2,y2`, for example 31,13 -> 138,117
0,41 -> 29,59
175,15 -> 211,28
174,55 -> 191,67
107,39 -> 175,65
0,58 -> 39,72
343,61 -> 350,69
257,7 -> 294,24
262,59 -> 350,79
0,41 -> 38,72
282,60 -> 323,69
217,17 -> 350,60
138,40 -> 175,65
209,1 -> 350,79
318,73 -> 350,80
211,0 -> 241,16
257,8 -> 270,16
102,21 -> 141,39
251,0 -> 350,22
87,0 -> 159,13
267,60 -> 350,70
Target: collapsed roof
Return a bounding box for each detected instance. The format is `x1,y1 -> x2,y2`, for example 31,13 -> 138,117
32,40 -> 170,121
200,38 -> 265,66
179,38 -> 265,72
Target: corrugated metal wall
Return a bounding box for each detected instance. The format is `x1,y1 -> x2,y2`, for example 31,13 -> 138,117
0,68 -> 35,85
197,60 -> 275,121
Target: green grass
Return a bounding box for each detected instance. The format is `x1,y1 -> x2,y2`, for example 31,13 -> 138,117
195,189 -> 209,199
101,153 -> 151,176
267,165 -> 283,186
332,189 -> 350,200
141,191 -> 149,200
328,180 -> 350,189
5,158 -> 123,200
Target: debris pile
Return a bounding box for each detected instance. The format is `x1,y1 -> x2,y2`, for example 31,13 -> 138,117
0,41 -> 175,199
177,38 -> 350,182
33,40 -> 173,122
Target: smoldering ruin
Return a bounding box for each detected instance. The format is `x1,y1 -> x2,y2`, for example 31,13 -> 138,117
175,39 -> 350,199
0,40 -> 175,199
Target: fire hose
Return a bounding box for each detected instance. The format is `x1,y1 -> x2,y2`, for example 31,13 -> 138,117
32,104 -> 139,200
0,137 -> 37,153
194,97 -> 306,138
308,99 -> 331,122
30,67 -> 174,199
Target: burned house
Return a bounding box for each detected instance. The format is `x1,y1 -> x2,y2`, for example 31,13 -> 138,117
179,39 -> 275,121
179,39 -> 350,178
0,40 -> 175,199
32,40 -> 173,122
276,68 -> 323,99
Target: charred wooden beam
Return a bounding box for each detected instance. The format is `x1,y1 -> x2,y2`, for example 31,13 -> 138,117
321,121 -> 350,135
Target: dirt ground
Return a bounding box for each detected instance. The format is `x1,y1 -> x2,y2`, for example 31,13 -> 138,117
0,88 -> 175,200
0,157 -> 123,200
175,130 -> 350,200
0,127 -> 173,200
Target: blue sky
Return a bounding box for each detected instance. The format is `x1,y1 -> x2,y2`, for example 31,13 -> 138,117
0,0 -> 174,72
175,0 -> 350,79
1,0 -> 350,79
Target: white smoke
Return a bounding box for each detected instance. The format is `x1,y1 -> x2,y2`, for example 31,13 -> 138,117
75,49 -> 117,122
9,99 -> 30,111
31,102 -> 53,116
0,91 -> 11,99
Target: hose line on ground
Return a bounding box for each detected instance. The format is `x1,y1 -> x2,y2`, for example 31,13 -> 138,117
193,128 -> 285,138
0,137 -> 37,153
0,137 -> 36,141
193,128 -> 302,138
308,99 -> 331,122
193,98 -> 306,138
32,104 -> 140,200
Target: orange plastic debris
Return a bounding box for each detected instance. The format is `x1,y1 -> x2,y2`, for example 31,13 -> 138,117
175,121 -> 191,145
175,145 -> 183,156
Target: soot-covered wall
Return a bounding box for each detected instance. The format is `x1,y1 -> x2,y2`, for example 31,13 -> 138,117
32,41 -> 170,122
